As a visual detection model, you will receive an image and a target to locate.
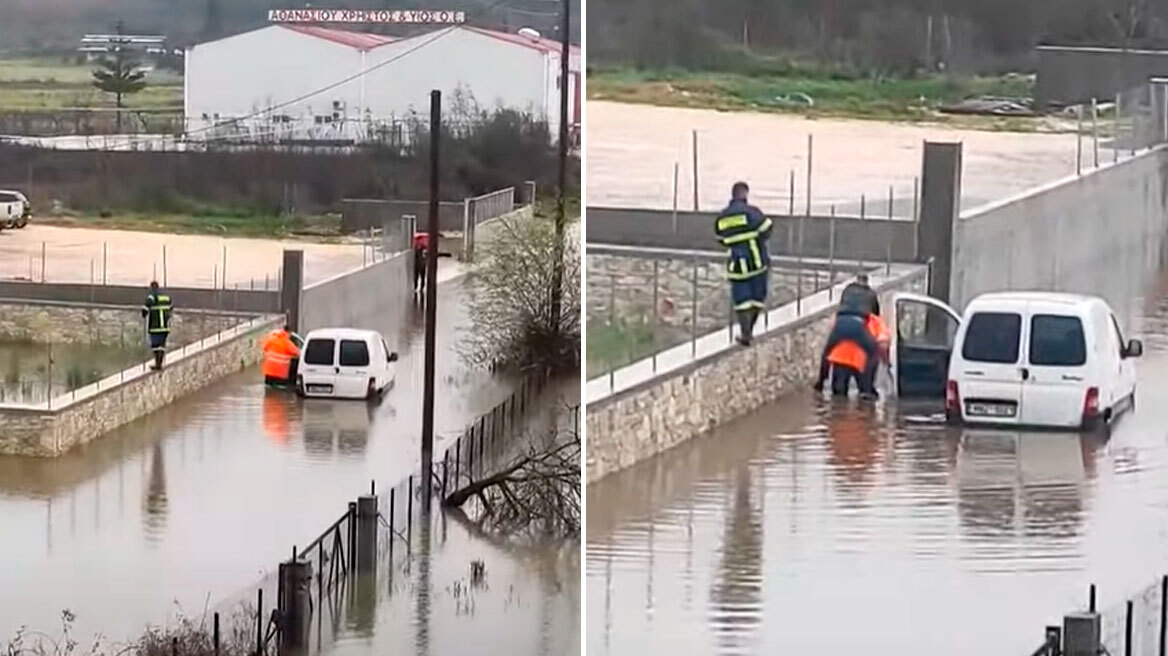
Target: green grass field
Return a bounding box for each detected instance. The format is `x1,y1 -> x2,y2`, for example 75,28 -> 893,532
0,56 -> 182,111
38,211 -> 343,240
588,65 -> 1041,127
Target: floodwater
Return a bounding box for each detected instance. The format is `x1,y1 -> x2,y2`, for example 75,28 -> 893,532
587,101 -> 1085,215
587,282 -> 1168,655
0,340 -> 145,404
320,510 -> 579,656
0,276 -> 519,645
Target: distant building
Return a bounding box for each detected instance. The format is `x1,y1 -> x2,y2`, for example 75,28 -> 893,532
79,33 -> 170,64
183,24 -> 581,144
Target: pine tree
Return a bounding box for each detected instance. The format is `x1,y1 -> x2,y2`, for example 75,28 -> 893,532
91,22 -> 148,134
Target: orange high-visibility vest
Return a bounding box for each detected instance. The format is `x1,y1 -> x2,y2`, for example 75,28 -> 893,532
827,314 -> 890,371
261,330 -> 300,380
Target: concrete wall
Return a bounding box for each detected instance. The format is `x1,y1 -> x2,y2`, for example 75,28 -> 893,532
0,299 -> 253,347
1036,45 -> 1168,107
0,282 -> 279,313
952,145 -> 1168,319
0,315 -> 281,457
300,249 -> 413,334
586,207 -> 916,261
586,267 -> 928,484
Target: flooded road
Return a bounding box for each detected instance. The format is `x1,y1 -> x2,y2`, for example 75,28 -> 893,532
586,290 -> 1168,655
0,276 -> 516,644
320,512 -> 579,656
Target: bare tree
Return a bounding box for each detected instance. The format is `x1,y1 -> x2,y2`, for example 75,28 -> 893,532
442,413 -> 580,540
460,213 -> 580,374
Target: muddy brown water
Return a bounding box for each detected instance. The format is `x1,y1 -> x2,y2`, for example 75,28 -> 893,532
0,277 -> 537,647
587,284 -> 1168,655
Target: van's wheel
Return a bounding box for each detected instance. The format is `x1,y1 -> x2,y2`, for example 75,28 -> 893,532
365,380 -> 378,402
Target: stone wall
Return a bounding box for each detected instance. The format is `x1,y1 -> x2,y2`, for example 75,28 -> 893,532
587,252 -> 845,340
585,267 -> 927,484
0,315 -> 281,457
0,300 -> 252,348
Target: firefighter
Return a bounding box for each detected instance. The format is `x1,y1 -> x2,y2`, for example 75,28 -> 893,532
141,281 -> 172,371
260,324 -> 300,387
714,181 -> 773,346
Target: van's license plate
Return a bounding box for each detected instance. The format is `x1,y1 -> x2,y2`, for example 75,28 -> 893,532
966,402 -> 1016,418
307,384 -> 333,394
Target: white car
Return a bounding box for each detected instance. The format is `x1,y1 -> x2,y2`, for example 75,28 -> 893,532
297,328 -> 399,400
885,291 -> 1142,430
0,190 -> 31,229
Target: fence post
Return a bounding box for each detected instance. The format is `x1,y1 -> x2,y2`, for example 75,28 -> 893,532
652,259 -> 659,373
356,494 -> 377,573
1064,611 -> 1101,656
213,612 -> 220,656
278,558 -> 312,651
40,241 -> 46,282
886,185 -> 894,275
691,129 -> 699,211
102,242 -> 108,285
1127,599 -> 1134,656
1077,105 -> 1083,175
828,206 -> 836,299
441,450 -> 449,498
406,477 -> 413,541
454,437 -> 461,484
256,588 -> 263,656
1160,575 -> 1167,656
347,501 -> 357,572
691,260 -> 698,357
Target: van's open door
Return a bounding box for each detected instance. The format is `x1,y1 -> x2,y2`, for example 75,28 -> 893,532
890,293 -> 962,398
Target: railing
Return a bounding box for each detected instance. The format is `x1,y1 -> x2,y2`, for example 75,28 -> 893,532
0,313 -> 275,411
205,366 -> 566,655
1029,579 -> 1168,656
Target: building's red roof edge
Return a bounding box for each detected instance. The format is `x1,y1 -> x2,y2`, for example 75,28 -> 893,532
461,25 -> 580,61
279,24 -> 397,51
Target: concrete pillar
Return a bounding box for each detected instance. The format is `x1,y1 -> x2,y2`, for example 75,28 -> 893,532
356,494 -> 378,574
1063,612 -> 1101,656
280,249 -> 304,333
918,141 -> 963,304
278,559 -> 312,650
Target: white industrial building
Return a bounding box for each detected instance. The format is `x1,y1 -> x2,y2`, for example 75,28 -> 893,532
183,23 -> 580,143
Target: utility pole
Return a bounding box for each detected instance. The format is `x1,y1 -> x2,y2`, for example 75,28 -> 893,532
550,0 -> 570,330
420,89 -> 441,511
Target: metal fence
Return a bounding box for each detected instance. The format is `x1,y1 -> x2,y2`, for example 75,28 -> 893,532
586,255 -> 877,380
1069,80 -> 1168,176
0,239 -> 286,291
1028,579 -> 1168,656
204,367 -> 570,655
0,312 -> 268,409
462,186 -> 517,261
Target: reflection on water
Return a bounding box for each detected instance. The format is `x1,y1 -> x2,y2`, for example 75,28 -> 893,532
326,510 -> 579,656
143,443 -> 168,546
0,340 -> 145,404
587,296 -> 1168,655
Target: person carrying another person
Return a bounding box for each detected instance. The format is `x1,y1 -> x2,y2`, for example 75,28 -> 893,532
714,181 -> 773,346
260,324 -> 301,387
813,272 -> 883,398
142,281 -> 172,371
821,312 -> 890,397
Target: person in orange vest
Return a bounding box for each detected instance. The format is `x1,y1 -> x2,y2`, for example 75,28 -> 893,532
260,324 -> 300,387
816,313 -> 890,398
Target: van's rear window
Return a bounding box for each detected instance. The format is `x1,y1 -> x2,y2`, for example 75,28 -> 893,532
1029,314 -> 1087,366
961,312 -> 1021,363
339,340 -> 370,367
303,338 -> 335,365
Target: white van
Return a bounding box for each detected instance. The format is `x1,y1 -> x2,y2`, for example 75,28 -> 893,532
297,328 -> 399,400
887,291 -> 1142,430
0,190 -> 31,229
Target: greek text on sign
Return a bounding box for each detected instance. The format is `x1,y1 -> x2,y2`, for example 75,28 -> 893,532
268,9 -> 467,23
